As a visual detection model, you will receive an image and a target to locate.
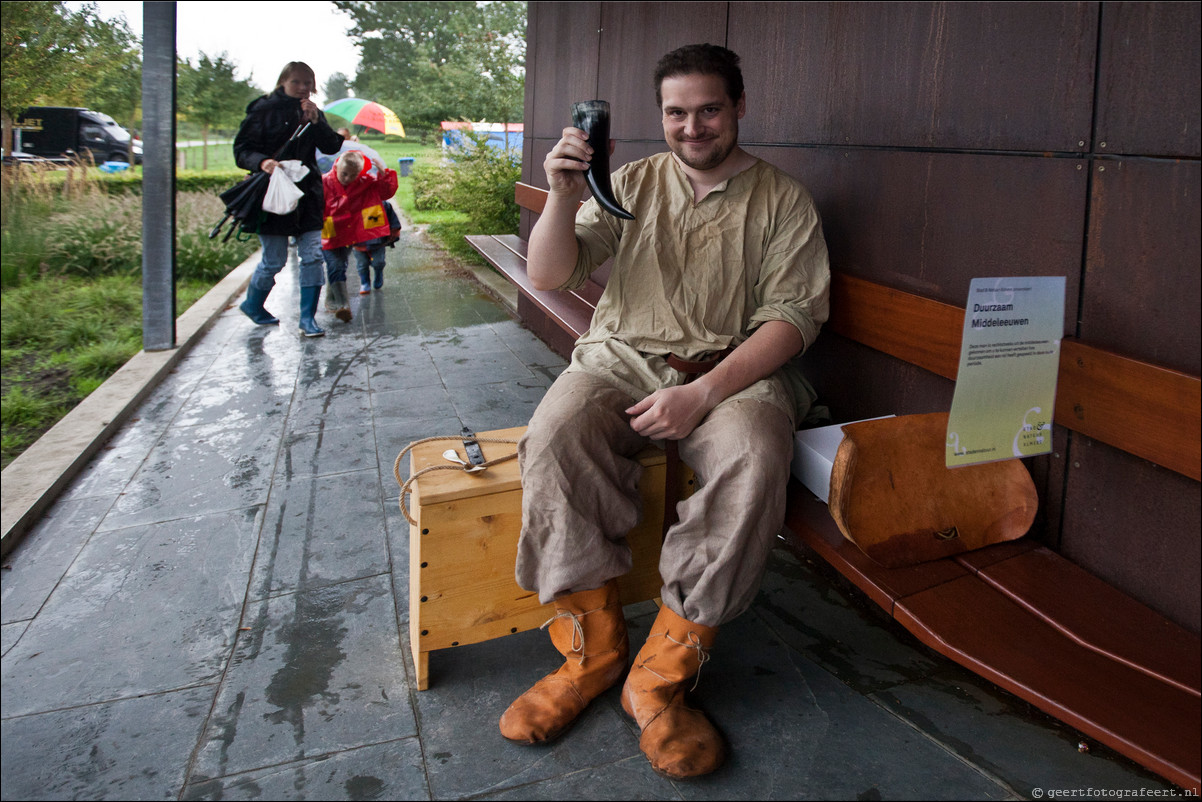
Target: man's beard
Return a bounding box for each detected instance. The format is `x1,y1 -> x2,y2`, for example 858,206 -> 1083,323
670,127 -> 738,171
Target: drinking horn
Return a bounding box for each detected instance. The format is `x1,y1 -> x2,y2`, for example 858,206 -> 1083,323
570,100 -> 635,220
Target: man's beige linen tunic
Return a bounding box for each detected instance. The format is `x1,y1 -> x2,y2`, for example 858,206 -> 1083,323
562,152 -> 830,426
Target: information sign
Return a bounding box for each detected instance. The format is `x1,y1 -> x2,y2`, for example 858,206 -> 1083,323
946,277 -> 1066,468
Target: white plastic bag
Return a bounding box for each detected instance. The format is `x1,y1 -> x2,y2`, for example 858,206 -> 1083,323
262,160 -> 309,215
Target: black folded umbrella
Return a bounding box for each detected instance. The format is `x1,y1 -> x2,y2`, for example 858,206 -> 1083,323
209,170 -> 270,242
209,121 -> 312,242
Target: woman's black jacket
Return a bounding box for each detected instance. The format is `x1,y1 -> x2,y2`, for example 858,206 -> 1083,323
233,87 -> 343,237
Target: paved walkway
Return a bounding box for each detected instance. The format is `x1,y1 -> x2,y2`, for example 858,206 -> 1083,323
0,228 -> 1178,800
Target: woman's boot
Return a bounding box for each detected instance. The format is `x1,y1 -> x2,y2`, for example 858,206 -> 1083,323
239,284 -> 279,326
621,605 -> 726,778
298,285 -> 325,337
499,580 -> 629,744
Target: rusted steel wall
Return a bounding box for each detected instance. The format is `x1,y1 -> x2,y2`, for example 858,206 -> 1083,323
522,1 -> 1201,631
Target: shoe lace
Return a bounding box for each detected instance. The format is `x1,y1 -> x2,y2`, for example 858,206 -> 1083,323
539,599 -> 616,666
540,609 -> 587,664
642,630 -> 710,691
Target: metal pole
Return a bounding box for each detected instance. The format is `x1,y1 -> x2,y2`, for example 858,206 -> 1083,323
141,2 -> 177,351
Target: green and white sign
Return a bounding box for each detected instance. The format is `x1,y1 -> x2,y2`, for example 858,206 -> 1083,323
946,277 -> 1066,468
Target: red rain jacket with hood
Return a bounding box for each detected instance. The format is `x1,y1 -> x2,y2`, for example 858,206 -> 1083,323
321,155 -> 398,250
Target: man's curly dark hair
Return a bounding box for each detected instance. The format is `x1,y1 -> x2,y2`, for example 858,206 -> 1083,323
653,44 -> 744,107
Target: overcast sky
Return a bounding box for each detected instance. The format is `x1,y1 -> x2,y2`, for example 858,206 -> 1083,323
84,1 -> 365,103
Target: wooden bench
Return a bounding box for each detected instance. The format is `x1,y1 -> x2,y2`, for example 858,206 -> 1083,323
466,183 -> 596,358
467,182 -> 1201,793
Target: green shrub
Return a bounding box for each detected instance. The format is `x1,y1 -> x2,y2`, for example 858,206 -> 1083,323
0,167 -> 259,468
47,193 -> 144,276
4,167 -> 251,197
60,317 -> 106,349
412,165 -> 455,211
93,171 -> 144,194
177,190 -> 260,281
0,194 -> 56,288
1,181 -> 257,287
89,169 -> 249,196
444,135 -> 521,234
176,170 -> 251,194
0,299 -> 43,348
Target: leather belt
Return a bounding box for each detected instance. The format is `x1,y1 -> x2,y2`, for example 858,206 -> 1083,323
661,349 -> 732,537
665,352 -> 729,375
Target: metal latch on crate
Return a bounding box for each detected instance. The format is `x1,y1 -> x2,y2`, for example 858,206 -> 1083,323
461,427 -> 486,466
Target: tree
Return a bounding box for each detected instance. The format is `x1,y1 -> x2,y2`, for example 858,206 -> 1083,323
324,72 -> 352,102
58,7 -> 142,161
1,1 -> 138,154
178,52 -> 260,170
334,1 -> 526,132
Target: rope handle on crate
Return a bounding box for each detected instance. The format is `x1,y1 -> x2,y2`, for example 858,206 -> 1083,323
393,435 -> 520,525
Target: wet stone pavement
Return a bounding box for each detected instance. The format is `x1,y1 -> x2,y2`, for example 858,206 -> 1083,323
0,228 -> 1179,800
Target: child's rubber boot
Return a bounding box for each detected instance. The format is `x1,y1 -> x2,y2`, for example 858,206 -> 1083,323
373,264 -> 384,290
358,266 -> 372,295
331,281 -> 353,323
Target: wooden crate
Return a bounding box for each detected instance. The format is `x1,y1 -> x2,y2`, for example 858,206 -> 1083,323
407,425 -> 691,690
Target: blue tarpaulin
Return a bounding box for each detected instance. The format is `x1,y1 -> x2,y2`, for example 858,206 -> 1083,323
440,122 -> 523,154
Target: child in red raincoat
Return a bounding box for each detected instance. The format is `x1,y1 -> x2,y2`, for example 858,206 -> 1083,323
320,151 -> 398,322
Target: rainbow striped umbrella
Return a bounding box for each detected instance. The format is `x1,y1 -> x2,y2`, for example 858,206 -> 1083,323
323,97 -> 406,137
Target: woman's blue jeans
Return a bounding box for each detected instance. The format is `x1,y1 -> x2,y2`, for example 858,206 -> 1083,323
251,230 -> 325,292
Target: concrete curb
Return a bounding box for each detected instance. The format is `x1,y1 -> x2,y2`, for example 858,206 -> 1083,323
0,251 -> 260,557
464,258 -> 519,315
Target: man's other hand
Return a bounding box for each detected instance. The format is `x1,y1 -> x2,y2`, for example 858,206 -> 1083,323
626,383 -> 715,441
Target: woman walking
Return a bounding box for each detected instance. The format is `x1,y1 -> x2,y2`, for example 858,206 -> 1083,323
233,61 -> 343,336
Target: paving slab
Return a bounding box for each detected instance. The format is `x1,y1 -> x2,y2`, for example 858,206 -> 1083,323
2,506 -> 261,715
1,685 -> 215,801
191,574 -> 412,780
251,468 -> 390,598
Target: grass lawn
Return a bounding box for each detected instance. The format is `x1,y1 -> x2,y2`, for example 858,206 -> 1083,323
1,276 -> 217,468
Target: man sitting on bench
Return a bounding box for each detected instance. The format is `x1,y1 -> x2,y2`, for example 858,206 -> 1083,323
500,44 -> 831,779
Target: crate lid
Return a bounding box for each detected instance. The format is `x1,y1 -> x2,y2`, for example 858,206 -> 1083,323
406,427 -> 524,504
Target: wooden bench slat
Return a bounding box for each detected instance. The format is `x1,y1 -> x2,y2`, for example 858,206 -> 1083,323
493,235 -> 600,325
1057,340 -> 1201,481
827,272 -> 964,380
895,576 -> 1201,792
516,181 -> 549,214
782,484 -> 973,613
785,483 -> 1201,792
466,234 -> 594,337
490,233 -> 528,260
974,548 -> 1202,696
